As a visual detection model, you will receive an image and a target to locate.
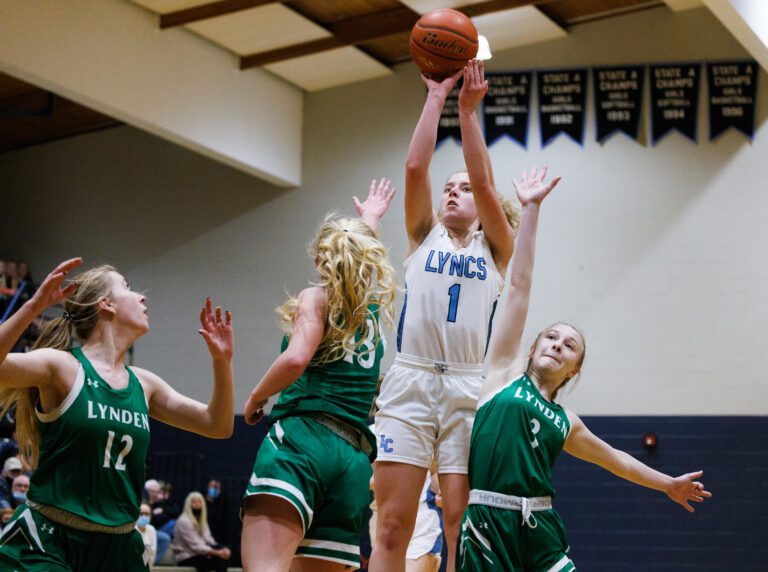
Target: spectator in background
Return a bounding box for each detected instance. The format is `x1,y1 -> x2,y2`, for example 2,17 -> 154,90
17,262 -> 34,289
0,260 -> 11,317
0,260 -> 10,294
10,474 -> 29,508
0,507 -> 13,531
3,262 -> 39,349
0,456 -> 22,509
137,502 -> 158,570
2,262 -> 19,304
14,260 -> 35,309
204,479 -> 226,542
172,491 -> 230,572
0,408 -> 19,470
146,478 -> 179,565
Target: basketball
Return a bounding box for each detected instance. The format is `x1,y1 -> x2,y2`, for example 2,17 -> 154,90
409,8 -> 479,79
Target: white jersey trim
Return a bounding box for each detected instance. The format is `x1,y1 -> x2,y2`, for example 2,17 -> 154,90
35,364 -> 84,423
547,554 -> 574,572
247,475 -> 314,530
294,553 -> 358,567
0,506 -> 45,551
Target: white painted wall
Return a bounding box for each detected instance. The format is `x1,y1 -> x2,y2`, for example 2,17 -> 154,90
1,6 -> 766,414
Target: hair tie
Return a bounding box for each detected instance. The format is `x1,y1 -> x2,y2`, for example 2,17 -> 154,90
62,311 -> 75,321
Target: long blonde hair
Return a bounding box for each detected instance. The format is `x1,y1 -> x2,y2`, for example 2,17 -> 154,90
0,265 -> 115,470
497,192 -> 521,234
181,491 -> 209,533
277,216 -> 397,366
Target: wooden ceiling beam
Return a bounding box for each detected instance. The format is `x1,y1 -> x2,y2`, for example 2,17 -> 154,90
240,37 -> 344,69
240,0 -> 556,69
159,0 -> 279,29
459,0 -> 560,18
330,6 -> 420,42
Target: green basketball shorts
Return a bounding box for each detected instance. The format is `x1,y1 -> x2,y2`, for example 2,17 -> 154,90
458,503 -> 575,572
243,415 -> 373,568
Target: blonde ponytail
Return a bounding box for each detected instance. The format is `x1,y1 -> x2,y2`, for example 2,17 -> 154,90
277,216 -> 396,365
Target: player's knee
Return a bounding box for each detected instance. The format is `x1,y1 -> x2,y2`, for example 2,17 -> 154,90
376,513 -> 414,551
441,505 -> 464,531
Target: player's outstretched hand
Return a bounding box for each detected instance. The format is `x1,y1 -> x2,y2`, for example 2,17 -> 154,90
28,258 -> 83,314
666,470 -> 712,512
512,166 -> 561,207
354,177 -> 397,227
458,59 -> 488,113
198,297 -> 233,362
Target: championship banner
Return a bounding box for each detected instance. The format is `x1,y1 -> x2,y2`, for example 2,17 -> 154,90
707,60 -> 758,140
538,68 -> 587,146
436,85 -> 461,145
650,63 -> 701,144
483,72 -> 532,148
593,65 -> 644,142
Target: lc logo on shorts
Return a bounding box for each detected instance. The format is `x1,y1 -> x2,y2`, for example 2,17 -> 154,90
379,435 -> 394,453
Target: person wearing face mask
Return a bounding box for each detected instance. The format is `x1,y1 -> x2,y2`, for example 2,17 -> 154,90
10,474 -> 29,508
172,491 -> 230,571
204,479 -> 227,548
136,503 -> 157,570
0,456 -> 22,509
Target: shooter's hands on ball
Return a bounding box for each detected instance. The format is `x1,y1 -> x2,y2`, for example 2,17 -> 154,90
421,68 -> 463,100
458,59 -> 488,114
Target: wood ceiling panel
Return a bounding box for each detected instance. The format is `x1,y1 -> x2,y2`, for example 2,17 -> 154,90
399,0 -> 493,14
131,0 -> 217,15
0,91 -> 119,152
264,45 -> 391,91
288,0 -> 403,25
359,31 -> 412,65
187,3 -> 331,55
0,73 -> 39,100
538,0 -> 662,24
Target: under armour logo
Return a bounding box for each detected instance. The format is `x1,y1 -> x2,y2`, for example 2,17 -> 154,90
41,524 -> 55,534
87,379 -> 100,389
379,434 -> 394,453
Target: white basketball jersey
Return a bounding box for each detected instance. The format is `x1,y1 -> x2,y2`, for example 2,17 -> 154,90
397,223 -> 504,364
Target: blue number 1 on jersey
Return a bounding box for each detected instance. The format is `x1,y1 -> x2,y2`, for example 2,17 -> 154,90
447,283 -> 461,322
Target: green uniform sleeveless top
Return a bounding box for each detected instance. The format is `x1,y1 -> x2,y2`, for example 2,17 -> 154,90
270,305 -> 384,460
469,373 -> 571,498
29,347 -> 151,527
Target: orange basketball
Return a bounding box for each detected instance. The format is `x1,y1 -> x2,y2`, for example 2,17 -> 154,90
409,8 -> 479,79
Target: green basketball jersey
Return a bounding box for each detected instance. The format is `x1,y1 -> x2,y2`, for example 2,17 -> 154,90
468,373 -> 571,498
29,347 -> 151,527
270,305 -> 384,459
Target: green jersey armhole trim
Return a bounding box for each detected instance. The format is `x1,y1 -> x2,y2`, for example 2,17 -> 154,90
35,364 -> 84,423
477,372 -> 526,410
127,366 -> 149,410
